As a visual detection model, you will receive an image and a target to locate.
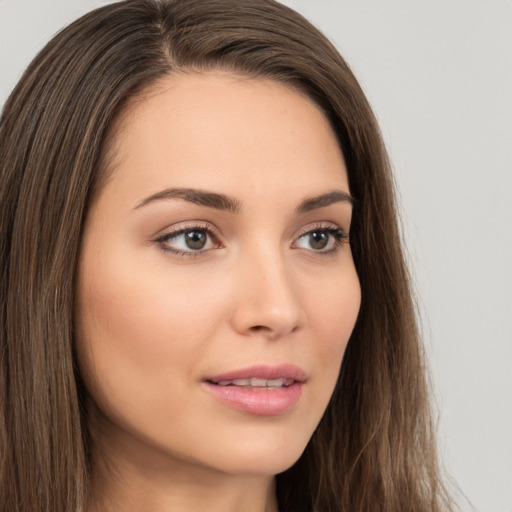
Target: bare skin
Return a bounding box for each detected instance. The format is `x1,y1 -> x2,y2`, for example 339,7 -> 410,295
76,72 -> 361,512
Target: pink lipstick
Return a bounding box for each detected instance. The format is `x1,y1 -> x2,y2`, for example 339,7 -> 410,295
203,364 -> 306,416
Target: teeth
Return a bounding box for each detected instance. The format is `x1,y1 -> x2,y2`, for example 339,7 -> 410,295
233,379 -> 251,386
266,378 -> 285,387
250,378 -> 267,387
215,378 -> 293,387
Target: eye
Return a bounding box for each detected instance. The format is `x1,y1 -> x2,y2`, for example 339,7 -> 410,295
156,225 -> 220,255
293,226 -> 349,253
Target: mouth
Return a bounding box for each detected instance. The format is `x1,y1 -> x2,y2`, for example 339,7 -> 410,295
212,377 -> 295,389
203,364 -> 306,415
206,363 -> 307,384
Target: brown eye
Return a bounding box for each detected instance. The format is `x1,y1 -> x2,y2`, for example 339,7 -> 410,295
308,231 -> 329,250
157,226 -> 219,255
184,230 -> 208,250
293,227 -> 348,253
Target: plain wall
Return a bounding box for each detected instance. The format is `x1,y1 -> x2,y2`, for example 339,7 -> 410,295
1,1 -> 511,511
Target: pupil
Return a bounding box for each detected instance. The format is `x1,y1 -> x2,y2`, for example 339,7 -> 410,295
185,231 -> 207,250
310,231 -> 328,250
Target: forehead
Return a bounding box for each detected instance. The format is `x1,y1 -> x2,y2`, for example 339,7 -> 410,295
99,71 -> 349,207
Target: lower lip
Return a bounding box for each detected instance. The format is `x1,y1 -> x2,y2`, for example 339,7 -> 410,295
203,381 -> 303,416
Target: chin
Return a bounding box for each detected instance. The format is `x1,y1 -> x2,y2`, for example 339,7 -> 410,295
196,431 -> 311,477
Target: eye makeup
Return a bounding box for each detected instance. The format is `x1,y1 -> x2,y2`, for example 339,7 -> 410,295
292,224 -> 349,254
154,221 -> 222,257
153,219 -> 349,258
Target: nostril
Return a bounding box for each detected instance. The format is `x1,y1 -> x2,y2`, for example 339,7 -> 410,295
249,325 -> 269,332
247,324 -> 301,339
232,288 -> 305,338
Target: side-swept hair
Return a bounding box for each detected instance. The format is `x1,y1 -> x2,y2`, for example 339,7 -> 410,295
0,1 -> 450,510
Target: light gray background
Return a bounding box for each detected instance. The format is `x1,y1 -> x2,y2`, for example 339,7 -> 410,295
1,1 -> 510,511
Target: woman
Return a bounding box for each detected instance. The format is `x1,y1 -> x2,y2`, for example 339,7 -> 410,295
0,0 -> 452,511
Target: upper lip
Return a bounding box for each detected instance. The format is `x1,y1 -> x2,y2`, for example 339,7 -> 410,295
205,364 -> 307,384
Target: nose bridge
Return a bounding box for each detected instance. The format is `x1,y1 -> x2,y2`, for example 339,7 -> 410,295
230,239 -> 305,338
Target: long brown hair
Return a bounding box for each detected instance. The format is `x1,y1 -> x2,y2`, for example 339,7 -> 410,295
0,1 -> 451,510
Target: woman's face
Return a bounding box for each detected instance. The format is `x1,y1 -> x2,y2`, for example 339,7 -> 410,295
76,72 -> 361,477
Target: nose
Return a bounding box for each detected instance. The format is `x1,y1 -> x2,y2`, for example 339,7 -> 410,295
230,246 -> 305,340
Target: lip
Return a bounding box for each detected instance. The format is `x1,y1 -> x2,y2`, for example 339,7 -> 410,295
203,364 -> 307,416
206,364 -> 307,384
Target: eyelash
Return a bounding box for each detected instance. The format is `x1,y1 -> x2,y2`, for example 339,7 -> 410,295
155,222 -> 221,258
155,223 -> 349,257
293,224 -> 350,255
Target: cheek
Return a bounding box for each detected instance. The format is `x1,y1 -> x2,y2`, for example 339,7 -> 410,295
74,249 -> 224,413
306,266 -> 361,377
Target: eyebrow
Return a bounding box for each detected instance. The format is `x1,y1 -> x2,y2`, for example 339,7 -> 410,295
134,187 -> 242,213
134,187 -> 354,214
295,190 -> 354,213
